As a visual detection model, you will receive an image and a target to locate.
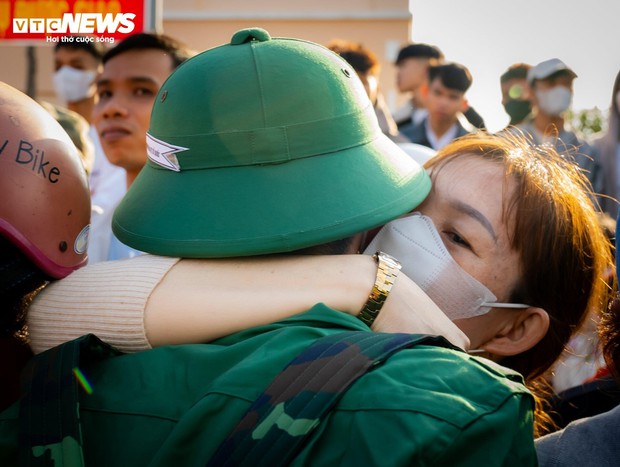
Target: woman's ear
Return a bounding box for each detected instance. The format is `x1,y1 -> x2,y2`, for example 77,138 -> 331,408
480,307 -> 549,357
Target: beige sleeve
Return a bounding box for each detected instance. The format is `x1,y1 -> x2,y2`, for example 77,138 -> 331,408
27,254 -> 180,354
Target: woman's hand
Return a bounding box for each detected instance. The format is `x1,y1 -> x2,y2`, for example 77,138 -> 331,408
372,272 -> 470,350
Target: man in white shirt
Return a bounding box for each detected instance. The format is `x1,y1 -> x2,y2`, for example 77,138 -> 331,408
52,39 -> 127,262
91,33 -> 194,261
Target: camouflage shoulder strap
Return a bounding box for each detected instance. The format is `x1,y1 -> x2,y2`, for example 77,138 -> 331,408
207,331 -> 457,467
19,334 -> 121,467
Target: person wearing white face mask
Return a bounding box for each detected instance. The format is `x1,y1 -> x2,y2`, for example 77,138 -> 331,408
53,64 -> 98,114
53,38 -> 127,263
364,212 -> 531,322
509,58 -> 602,196
53,39 -> 104,121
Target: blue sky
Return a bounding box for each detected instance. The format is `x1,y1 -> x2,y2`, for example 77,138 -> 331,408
410,0 -> 620,133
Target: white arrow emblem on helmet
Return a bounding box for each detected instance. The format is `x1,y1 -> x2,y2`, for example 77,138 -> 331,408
146,133 -> 188,172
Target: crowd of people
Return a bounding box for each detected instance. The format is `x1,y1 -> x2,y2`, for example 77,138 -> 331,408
1,26 -> 620,465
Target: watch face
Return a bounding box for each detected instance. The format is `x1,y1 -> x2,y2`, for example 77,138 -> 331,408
376,251 -> 402,271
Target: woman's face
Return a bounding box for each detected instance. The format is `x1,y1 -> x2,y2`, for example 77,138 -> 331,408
417,155 -> 523,348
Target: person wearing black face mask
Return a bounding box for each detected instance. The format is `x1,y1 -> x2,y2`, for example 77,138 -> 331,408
500,63 -> 532,126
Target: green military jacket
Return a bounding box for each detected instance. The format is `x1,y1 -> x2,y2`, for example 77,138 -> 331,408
0,305 -> 537,466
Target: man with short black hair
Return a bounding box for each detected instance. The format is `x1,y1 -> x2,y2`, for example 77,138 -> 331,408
53,37 -> 127,263
401,62 -> 474,150
89,33 -> 194,261
392,42 -> 444,129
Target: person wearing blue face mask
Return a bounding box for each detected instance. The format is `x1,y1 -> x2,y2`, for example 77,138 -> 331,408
510,58 -> 602,195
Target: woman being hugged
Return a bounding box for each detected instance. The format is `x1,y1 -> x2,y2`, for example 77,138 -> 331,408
408,133 -> 614,434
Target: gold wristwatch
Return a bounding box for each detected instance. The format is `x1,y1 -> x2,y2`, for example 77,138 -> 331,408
357,251 -> 402,327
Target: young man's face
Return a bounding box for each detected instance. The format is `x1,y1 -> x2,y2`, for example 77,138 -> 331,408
93,49 -> 174,182
425,77 -> 467,126
396,57 -> 431,93
531,74 -> 574,117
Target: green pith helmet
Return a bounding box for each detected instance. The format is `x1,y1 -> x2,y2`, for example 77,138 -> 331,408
112,28 -> 431,257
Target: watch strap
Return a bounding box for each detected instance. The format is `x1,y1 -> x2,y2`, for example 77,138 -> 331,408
357,251 -> 401,327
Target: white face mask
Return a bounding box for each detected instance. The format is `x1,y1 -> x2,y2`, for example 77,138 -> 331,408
53,66 -> 97,103
364,212 -> 530,320
536,86 -> 572,116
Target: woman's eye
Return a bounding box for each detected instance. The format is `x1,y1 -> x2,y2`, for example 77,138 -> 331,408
445,231 -> 471,249
97,90 -> 112,99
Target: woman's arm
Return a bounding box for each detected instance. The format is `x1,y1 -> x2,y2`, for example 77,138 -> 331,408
28,254 -> 468,354
146,255 -> 470,349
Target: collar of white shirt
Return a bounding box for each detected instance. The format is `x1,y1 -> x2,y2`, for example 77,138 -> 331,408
425,120 -> 459,150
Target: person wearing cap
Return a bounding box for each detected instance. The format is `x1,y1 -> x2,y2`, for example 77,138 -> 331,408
400,62 -> 475,150
500,63 -> 532,126
392,42 -> 443,129
511,58 -> 601,193
0,30 -> 540,465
